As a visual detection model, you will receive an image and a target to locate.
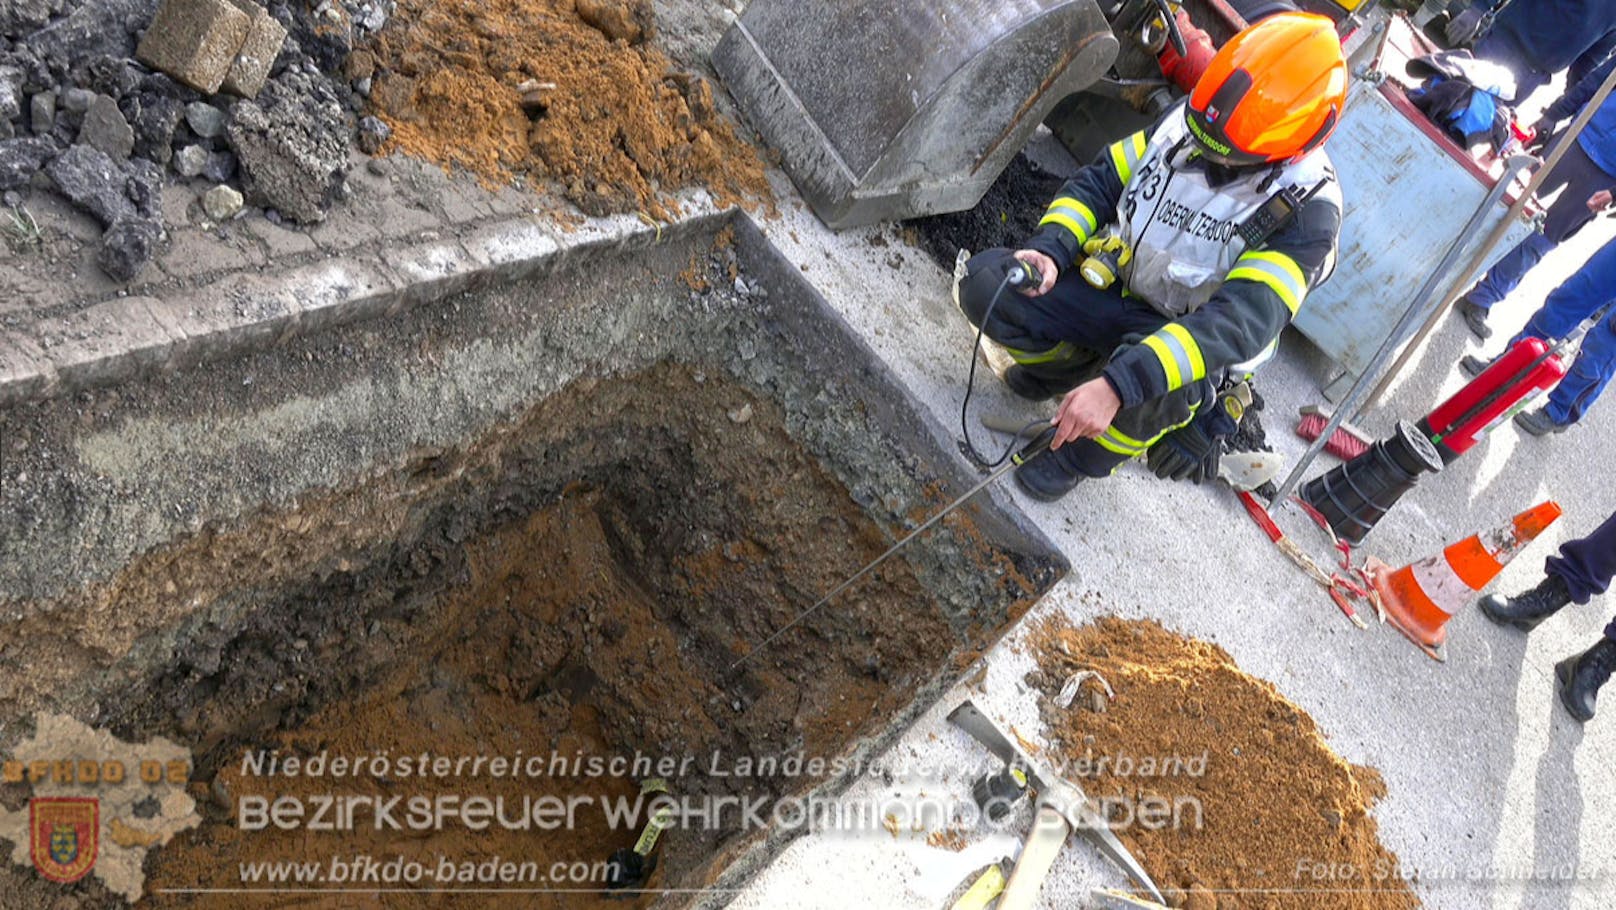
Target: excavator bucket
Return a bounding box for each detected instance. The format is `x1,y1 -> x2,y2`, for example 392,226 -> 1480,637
712,1 -> 1118,230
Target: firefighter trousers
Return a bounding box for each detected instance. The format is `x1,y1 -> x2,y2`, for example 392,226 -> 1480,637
1507,233 -> 1616,425
958,273 -> 1210,478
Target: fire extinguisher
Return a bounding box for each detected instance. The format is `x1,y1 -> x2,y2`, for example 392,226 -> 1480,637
1418,304 -> 1611,463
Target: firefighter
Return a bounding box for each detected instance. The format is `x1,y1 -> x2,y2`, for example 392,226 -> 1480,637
954,12 -> 1346,501
1479,509 -> 1616,723
1455,53 -> 1616,341
1461,229 -> 1616,435
1445,0 -> 1616,105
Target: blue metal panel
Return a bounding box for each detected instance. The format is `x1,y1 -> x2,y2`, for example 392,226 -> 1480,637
1292,79 -> 1535,389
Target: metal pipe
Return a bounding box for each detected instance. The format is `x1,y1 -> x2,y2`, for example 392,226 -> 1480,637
1364,61 -> 1616,407
1271,153 -> 1536,505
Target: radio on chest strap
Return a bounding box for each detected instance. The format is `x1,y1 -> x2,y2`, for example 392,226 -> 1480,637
1238,178 -> 1329,249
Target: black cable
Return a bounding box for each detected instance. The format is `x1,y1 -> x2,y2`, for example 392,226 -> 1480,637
958,271 -> 1056,470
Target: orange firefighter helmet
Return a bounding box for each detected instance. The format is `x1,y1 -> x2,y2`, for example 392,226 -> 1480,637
1185,12 -> 1349,167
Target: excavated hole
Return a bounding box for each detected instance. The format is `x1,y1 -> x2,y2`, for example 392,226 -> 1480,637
129,364 -> 1037,904
0,215 -> 1064,907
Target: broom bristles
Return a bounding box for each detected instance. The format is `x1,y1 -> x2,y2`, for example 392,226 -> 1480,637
1296,410 -> 1374,460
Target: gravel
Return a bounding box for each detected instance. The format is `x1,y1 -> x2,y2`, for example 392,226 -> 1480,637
201,182 -> 242,220
173,143 -> 207,178
183,100 -> 227,139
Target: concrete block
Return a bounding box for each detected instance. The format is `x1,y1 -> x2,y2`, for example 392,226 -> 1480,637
31,296 -> 182,392
135,0 -> 252,95
282,259 -> 398,331
244,215 -> 319,259
0,333 -> 52,406
307,213 -> 381,253
459,219 -> 563,284
370,196 -> 441,240
221,3 -> 287,99
158,227 -> 257,281
149,272 -> 297,367
435,182 -> 496,224
388,239 -> 482,311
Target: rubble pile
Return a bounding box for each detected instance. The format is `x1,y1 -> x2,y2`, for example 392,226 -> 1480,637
0,0 -> 382,281
0,0 -> 770,286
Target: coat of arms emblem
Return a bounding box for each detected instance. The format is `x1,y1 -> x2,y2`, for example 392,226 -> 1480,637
29,797 -> 99,884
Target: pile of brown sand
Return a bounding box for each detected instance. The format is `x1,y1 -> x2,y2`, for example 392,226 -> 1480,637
362,0 -> 770,219
1029,616 -> 1419,910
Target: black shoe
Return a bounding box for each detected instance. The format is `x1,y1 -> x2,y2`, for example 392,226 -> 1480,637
1455,296 -> 1492,340
1459,353 -> 1492,379
1555,637 -> 1616,723
1013,451 -> 1085,502
1003,366 -> 1061,402
1515,407 -> 1572,436
1477,574 -> 1572,631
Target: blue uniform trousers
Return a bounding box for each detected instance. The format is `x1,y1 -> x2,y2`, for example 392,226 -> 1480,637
1506,233 -> 1616,424
1544,509 -> 1616,640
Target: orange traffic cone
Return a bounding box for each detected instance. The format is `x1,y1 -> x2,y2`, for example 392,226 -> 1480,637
1372,501 -> 1562,661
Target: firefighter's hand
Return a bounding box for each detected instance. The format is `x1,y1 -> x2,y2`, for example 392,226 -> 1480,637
1587,189 -> 1614,213
1012,250 -> 1058,296
1445,7 -> 1484,46
1050,378 -> 1122,449
1526,117 -> 1557,154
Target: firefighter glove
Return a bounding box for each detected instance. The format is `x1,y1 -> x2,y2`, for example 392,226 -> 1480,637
1146,383 -> 1251,484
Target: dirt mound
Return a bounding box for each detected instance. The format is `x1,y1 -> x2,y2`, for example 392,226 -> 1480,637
365,0 -> 769,219
1029,616 -> 1419,910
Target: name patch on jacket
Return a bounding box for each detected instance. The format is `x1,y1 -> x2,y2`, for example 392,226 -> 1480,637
1154,198 -> 1239,244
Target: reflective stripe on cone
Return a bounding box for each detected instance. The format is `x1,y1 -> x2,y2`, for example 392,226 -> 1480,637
1372,501 -> 1562,660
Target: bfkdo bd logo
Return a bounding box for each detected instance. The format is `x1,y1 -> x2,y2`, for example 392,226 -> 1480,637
29,797 -> 99,884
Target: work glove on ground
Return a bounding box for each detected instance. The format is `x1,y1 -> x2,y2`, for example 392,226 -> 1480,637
1146,382 -> 1252,484
1444,7 -> 1484,46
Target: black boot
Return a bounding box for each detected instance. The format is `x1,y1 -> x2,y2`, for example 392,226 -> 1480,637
1555,636 -> 1616,723
1003,366 -> 1067,402
1014,451 -> 1085,502
1455,295 -> 1492,340
1514,407 -> 1573,436
1477,574 -> 1572,631
1459,353 -> 1493,379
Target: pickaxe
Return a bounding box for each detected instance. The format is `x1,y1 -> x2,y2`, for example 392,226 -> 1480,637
948,699 -> 1165,907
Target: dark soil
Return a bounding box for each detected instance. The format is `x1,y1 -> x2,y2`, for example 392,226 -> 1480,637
905,152 -> 1068,267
